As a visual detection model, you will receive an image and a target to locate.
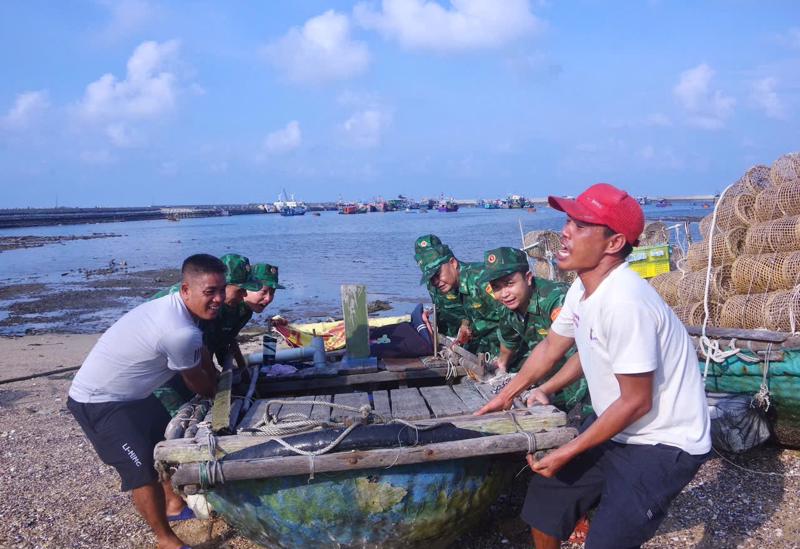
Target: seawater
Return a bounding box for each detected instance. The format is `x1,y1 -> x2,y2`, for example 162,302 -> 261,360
0,205 -> 706,332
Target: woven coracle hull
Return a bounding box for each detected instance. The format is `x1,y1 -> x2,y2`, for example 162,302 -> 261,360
205,457 -> 514,549
703,350 -> 800,448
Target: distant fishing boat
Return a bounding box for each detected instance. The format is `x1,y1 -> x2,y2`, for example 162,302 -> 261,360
655,198 -> 672,208
275,189 -> 307,216
437,197 -> 459,212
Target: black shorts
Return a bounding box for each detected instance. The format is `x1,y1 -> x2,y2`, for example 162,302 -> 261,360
67,395 -> 171,491
522,416 -> 709,549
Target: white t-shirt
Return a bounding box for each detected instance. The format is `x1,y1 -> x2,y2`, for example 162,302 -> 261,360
551,263 -> 711,455
69,292 -> 203,403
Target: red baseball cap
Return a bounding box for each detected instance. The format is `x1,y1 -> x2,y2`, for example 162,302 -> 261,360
548,183 -> 644,246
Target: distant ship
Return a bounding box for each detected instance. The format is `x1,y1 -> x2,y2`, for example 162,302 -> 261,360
275,189 -> 307,216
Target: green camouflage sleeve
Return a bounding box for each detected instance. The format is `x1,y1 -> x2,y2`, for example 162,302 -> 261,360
497,310 -> 521,351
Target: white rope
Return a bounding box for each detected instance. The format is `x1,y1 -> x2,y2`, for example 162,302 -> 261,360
701,182 -> 735,382
751,343 -> 772,412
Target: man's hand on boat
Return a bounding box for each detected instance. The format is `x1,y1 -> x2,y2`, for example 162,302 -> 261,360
455,320 -> 473,346
526,445 -> 572,478
270,315 -> 289,326
525,387 -> 550,407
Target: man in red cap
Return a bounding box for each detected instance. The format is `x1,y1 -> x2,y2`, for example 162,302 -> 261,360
478,183 -> 710,549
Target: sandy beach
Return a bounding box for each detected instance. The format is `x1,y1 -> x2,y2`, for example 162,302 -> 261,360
1,332 -> 799,549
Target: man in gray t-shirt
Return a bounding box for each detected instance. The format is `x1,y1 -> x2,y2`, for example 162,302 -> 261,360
68,254 -> 222,549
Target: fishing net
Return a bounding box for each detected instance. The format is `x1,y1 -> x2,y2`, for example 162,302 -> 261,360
743,215 -> 800,254
638,222 -> 669,246
719,293 -> 770,329
732,252 -> 800,294
650,270 -> 684,306
782,251 -> 800,288
699,214 -> 714,240
676,266 -> 735,305
754,184 -> 786,222
764,286 -> 800,332
673,301 -> 722,326
776,178 -> 800,217
769,152 -> 800,187
532,258 -> 576,285
713,193 -> 756,231
524,230 -> 561,260
732,165 -> 771,195
686,227 -> 746,271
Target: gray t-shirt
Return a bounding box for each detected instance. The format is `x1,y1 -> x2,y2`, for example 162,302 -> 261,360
69,292 -> 203,403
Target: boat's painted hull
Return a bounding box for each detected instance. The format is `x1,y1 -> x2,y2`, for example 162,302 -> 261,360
205,457 -> 515,549
703,350 -> 800,447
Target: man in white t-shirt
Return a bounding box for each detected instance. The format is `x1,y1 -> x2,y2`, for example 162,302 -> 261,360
478,183 -> 711,549
68,254 -> 222,549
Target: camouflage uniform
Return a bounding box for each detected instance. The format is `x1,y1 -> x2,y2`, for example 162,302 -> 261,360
414,234 -> 503,356
426,282 -> 463,337
415,235 -> 464,337
480,247 -> 588,410
456,261 -> 504,356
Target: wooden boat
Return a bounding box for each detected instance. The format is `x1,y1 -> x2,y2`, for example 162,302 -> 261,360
155,351 -> 575,548
686,325 -> 800,448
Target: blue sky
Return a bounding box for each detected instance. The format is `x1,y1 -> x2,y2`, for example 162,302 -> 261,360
1,1 -> 798,208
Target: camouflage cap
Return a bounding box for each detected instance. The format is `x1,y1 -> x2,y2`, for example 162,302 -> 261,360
415,243 -> 455,284
477,247 -> 530,285
220,253 -> 262,291
250,262 -> 285,289
414,234 -> 445,254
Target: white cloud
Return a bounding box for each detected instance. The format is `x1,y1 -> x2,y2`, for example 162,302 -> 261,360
638,145 -> 683,169
96,0 -> 158,42
776,27 -> 800,49
673,64 -> 735,129
354,0 -> 541,53
76,40 -> 186,148
105,123 -> 143,148
79,40 -> 181,122
262,10 -> 369,84
2,91 -> 49,129
263,121 -> 302,154
341,109 -> 392,148
751,77 -> 787,120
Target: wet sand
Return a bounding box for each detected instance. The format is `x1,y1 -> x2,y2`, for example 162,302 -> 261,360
2,333 -> 800,548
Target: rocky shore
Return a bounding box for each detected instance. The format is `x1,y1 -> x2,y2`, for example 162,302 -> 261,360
2,333 -> 800,548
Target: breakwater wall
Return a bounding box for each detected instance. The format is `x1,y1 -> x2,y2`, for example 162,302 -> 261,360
0,205 -> 265,229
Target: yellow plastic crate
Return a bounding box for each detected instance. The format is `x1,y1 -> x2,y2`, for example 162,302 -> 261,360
627,244 -> 671,279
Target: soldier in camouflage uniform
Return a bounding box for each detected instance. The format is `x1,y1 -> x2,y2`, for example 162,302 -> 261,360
415,235 -> 503,356
414,235 -> 464,337
199,254 -> 275,368
479,246 -> 587,408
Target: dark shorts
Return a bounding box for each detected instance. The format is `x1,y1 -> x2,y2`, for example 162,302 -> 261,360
522,416 -> 709,549
67,395 -> 171,491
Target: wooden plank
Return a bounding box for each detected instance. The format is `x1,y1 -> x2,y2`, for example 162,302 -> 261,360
383,357 -> 427,372
389,388 -> 431,420
309,395 -> 332,422
419,386 -> 470,418
172,426 -> 578,486
276,397 -> 316,420
451,383 -> 489,412
371,390 -> 391,418
471,382 -> 525,409
211,370 -> 233,433
238,399 -> 277,431
342,284 -> 370,358
331,392 -> 371,422
685,325 -> 789,343
256,366 -> 464,396
156,407 -> 568,464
